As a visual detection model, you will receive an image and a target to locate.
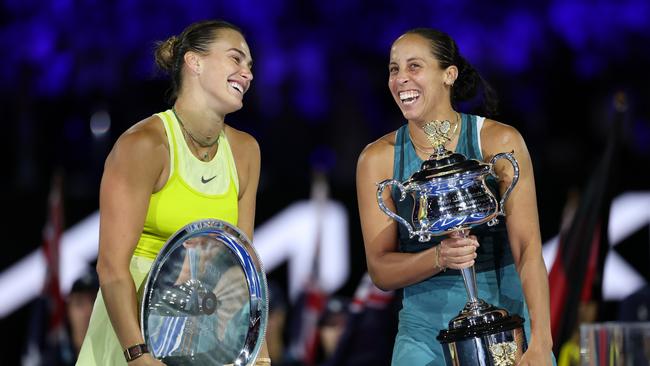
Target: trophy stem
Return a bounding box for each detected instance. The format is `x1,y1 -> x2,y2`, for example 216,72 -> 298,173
460,265 -> 479,304
455,228 -> 480,306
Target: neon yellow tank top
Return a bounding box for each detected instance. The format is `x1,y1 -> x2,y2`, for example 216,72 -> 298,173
133,109 -> 239,259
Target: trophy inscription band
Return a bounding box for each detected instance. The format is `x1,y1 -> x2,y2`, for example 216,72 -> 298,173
489,341 -> 518,366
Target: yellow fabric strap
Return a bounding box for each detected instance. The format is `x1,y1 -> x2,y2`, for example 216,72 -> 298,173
132,110 -> 239,259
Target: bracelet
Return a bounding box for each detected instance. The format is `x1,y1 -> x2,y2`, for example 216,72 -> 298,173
435,244 -> 446,272
124,343 -> 149,362
255,357 -> 272,365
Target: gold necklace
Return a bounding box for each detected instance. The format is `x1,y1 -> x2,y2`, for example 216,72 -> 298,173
423,112 -> 460,148
172,107 -> 219,161
410,137 -> 436,155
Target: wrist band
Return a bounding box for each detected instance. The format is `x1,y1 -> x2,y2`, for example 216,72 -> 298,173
435,244 -> 446,272
124,343 -> 149,362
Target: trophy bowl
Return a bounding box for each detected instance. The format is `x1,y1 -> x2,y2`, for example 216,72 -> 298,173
377,150 -> 519,242
140,219 -> 268,366
377,146 -> 527,366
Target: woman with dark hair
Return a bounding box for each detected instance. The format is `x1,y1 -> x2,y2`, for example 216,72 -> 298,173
77,20 -> 269,365
356,28 -> 555,365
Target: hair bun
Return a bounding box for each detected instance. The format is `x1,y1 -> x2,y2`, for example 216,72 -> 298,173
154,35 -> 179,74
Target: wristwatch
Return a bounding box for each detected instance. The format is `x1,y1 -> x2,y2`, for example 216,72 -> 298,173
124,343 -> 149,362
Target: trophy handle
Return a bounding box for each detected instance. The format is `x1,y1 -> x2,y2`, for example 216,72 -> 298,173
489,151 -> 520,218
376,179 -> 416,237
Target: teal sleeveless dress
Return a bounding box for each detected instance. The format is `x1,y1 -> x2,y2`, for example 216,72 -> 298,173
391,114 -> 533,365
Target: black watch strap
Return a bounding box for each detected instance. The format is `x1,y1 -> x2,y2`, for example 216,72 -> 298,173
124,343 -> 149,362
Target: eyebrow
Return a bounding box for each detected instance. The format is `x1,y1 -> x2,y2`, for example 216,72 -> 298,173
228,48 -> 253,68
390,56 -> 424,64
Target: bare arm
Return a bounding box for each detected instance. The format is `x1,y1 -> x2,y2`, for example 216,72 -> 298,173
233,131 -> 261,241
96,119 -> 167,365
356,137 -> 477,291
229,127 -> 268,361
483,121 -> 553,361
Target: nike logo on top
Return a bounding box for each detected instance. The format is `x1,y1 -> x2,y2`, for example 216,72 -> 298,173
201,175 -> 216,184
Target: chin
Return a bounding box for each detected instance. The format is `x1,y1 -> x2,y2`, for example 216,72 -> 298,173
400,110 -> 421,121
226,100 -> 244,113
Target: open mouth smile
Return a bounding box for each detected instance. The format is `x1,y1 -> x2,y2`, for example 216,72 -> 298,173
229,81 -> 244,94
399,90 -> 420,105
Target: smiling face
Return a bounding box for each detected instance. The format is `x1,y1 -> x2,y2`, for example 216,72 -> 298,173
194,28 -> 253,114
388,33 -> 454,124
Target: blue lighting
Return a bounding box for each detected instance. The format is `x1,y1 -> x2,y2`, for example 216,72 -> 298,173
0,0 -> 648,146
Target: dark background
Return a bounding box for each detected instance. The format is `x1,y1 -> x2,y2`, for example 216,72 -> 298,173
1,0 -> 649,364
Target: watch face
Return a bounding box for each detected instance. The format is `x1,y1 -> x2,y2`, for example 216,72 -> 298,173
141,219 -> 268,366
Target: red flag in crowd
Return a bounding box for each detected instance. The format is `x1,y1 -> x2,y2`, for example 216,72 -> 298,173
42,172 -> 67,343
321,273 -> 397,366
349,273 -> 395,315
22,172 -> 67,366
286,172 -> 330,365
548,93 -> 625,355
287,278 -> 328,365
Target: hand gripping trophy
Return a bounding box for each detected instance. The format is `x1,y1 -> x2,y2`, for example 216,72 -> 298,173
376,116 -> 527,366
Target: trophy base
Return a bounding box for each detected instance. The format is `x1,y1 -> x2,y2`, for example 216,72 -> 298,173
437,301 -> 527,366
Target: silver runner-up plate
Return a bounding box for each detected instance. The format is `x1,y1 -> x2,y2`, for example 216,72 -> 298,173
140,219 -> 268,365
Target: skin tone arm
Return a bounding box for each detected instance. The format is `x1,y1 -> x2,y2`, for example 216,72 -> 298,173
229,127 -> 261,242
482,121 -> 553,365
228,127 -> 271,362
356,133 -> 479,291
96,118 -> 167,365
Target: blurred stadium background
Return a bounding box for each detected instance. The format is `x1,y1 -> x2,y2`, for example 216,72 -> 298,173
1,0 -> 649,364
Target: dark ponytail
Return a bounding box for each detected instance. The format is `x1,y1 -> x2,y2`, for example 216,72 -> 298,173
404,28 -> 499,117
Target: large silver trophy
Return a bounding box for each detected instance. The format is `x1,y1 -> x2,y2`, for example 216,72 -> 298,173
376,118 -> 526,366
140,219 -> 268,365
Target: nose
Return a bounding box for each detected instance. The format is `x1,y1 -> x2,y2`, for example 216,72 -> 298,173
392,69 -> 408,84
396,73 -> 409,84
241,65 -> 253,81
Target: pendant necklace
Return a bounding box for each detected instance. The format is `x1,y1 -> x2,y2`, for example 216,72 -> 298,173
172,107 -> 219,162
420,112 -> 461,157
423,112 -> 461,148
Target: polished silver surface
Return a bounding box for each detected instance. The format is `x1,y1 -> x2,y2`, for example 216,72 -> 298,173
376,151 -> 519,241
141,219 -> 268,366
376,146 -> 526,365
440,326 -> 527,366
448,300 -> 509,330
460,266 -> 479,304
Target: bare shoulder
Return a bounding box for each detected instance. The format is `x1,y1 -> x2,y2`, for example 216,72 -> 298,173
224,124 -> 260,158
358,131 -> 396,162
480,118 -> 527,156
102,115 -> 168,190
110,115 -> 168,162
357,130 -> 397,176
